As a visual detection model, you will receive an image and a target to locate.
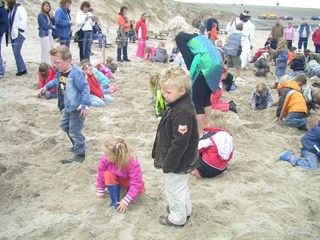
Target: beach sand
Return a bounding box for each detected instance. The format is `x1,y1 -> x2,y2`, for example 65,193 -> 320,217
0,1 -> 320,239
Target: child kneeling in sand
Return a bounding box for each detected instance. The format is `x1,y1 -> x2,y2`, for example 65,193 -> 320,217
250,82 -> 273,110
192,111 -> 234,179
279,116 -> 320,170
152,66 -> 199,227
96,137 -> 145,212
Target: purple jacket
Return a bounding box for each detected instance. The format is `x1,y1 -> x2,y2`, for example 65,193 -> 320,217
96,155 -> 144,202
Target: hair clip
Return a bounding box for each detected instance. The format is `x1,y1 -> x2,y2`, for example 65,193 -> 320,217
115,143 -> 120,149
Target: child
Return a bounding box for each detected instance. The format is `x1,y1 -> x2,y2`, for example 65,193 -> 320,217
221,70 -> 237,92
37,46 -> 90,164
288,46 -> 296,64
96,137 -> 145,212
152,66 -> 199,227
224,23 -> 244,81
272,37 -> 288,89
37,62 -> 57,99
81,62 -> 113,107
250,82 -> 273,110
144,46 -> 156,61
274,74 -> 308,130
279,117 -> 320,170
215,39 -> 225,63
290,51 -> 306,72
92,59 -> 112,79
148,73 -> 167,119
253,52 -> 271,77
128,20 -> 136,43
192,111 -> 233,179
210,23 -> 218,43
306,60 -> 320,78
169,47 -> 179,62
151,41 -> 168,63
106,56 -> 117,74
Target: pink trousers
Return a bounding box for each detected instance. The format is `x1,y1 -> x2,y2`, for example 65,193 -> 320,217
136,38 -> 147,58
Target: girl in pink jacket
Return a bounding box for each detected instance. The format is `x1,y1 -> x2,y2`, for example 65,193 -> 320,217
96,137 -> 145,212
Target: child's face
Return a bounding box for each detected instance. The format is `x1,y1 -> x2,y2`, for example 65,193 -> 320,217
51,55 -> 71,72
161,84 -> 186,103
85,66 -> 93,75
104,149 -> 116,163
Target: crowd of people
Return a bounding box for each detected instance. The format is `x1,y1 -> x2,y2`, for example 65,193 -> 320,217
1,0 -> 319,228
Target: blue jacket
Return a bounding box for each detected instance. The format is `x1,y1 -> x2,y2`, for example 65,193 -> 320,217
54,6 -> 71,39
45,65 -> 91,112
301,122 -> 320,155
37,12 -> 53,37
0,1 -> 8,37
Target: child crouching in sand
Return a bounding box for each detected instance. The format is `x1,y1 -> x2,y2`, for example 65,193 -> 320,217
192,111 -> 233,179
37,62 -> 57,99
96,137 -> 145,212
148,73 -> 167,119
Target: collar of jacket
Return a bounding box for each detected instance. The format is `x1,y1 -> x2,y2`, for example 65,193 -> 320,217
167,91 -> 191,108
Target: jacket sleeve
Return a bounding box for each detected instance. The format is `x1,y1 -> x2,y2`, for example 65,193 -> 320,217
135,20 -> 141,35
54,9 -> 71,28
45,75 -> 59,90
122,159 -> 144,205
38,13 -> 52,30
93,68 -> 110,87
96,156 -> 109,194
74,71 -> 91,107
117,15 -> 130,28
162,109 -> 194,173
276,89 -> 288,118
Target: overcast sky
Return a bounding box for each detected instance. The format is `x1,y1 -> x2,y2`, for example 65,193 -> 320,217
175,0 -> 320,9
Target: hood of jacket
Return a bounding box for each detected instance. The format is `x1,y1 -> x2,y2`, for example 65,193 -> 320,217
277,80 -> 301,92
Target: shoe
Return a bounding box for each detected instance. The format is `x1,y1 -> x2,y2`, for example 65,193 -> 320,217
16,70 -> 27,76
229,100 -> 238,113
61,153 -> 85,164
123,59 -> 131,62
166,205 -> 191,219
117,59 -> 123,63
159,216 -> 185,227
279,151 -> 293,161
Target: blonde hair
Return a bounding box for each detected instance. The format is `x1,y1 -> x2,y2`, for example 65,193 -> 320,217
103,137 -> 130,170
148,73 -> 161,95
158,41 -> 166,48
49,46 -> 72,61
160,66 -> 190,91
80,60 -> 92,71
256,82 -> 267,95
215,39 -> 223,48
276,38 -> 287,52
209,110 -> 228,129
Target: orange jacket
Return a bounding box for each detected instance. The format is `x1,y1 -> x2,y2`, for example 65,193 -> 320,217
277,81 -> 307,118
210,28 -> 218,41
288,51 -> 294,64
117,14 -> 130,32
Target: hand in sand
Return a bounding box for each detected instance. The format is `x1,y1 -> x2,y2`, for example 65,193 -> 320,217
117,200 -> 128,212
37,87 -> 47,98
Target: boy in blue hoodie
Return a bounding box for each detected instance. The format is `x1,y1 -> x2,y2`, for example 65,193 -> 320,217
279,118 -> 320,170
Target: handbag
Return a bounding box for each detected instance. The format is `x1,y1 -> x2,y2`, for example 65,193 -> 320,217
74,24 -> 85,42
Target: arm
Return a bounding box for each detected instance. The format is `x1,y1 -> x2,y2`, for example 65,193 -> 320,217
76,11 -> 86,26
38,13 -> 52,30
17,6 -> 28,31
276,89 -> 288,118
54,9 -> 71,28
250,91 -> 257,110
74,70 -> 91,116
117,15 -> 130,28
213,132 -> 233,160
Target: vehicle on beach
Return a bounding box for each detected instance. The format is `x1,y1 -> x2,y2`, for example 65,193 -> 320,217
278,16 -> 293,20
311,16 -> 320,20
258,13 -> 277,20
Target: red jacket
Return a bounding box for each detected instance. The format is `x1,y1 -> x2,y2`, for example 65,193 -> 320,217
312,29 -> 320,46
135,18 -> 147,38
86,74 -> 104,98
199,127 -> 233,170
38,67 -> 56,93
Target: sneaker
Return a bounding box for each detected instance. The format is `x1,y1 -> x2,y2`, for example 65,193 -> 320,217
278,151 -> 293,161
229,100 -> 238,113
159,216 -> 185,227
61,153 -> 85,164
123,59 -> 131,62
16,70 -> 27,76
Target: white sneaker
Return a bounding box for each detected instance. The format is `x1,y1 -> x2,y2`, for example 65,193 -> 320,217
236,77 -> 245,82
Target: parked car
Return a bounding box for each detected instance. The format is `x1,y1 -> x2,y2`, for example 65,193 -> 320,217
311,16 -> 320,20
278,16 -> 293,20
258,13 -> 277,20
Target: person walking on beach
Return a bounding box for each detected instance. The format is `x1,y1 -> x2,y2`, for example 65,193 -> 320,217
37,46 -> 90,164
152,66 -> 199,227
7,0 -> 27,76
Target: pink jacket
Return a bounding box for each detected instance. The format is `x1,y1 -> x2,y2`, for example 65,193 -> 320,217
283,27 -> 295,41
96,155 -> 144,203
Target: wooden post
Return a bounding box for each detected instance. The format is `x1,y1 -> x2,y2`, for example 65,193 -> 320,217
102,37 -> 106,63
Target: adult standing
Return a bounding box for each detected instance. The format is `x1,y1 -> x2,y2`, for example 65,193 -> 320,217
76,1 -> 95,61
135,13 -> 147,59
54,0 -> 74,48
283,22 -> 295,50
37,1 -> 54,65
0,0 -> 8,78
7,0 -> 27,76
312,24 -> 320,53
297,21 -> 312,51
167,16 -> 224,137
270,20 -> 283,49
206,15 -> 219,39
116,6 -> 130,62
226,10 -> 255,69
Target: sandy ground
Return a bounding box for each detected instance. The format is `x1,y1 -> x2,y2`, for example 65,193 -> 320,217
0,2 -> 320,240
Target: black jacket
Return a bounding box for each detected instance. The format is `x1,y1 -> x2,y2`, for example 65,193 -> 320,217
152,93 -> 199,174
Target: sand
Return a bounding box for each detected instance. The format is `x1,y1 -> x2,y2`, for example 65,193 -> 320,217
0,2 -> 320,240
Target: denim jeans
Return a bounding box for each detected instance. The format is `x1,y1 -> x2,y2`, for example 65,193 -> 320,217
283,112 -> 307,130
298,37 -> 308,51
0,35 -> 3,75
293,148 -> 319,170
93,33 -> 107,48
90,94 -> 113,107
83,31 -> 93,60
315,44 -> 320,54
11,34 -> 26,73
60,110 -> 85,155
60,37 -> 71,48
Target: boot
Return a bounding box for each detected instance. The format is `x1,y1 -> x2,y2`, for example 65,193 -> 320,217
117,48 -> 123,62
229,100 -> 238,113
61,152 -> 85,164
279,151 -> 293,161
271,82 -> 279,89
123,46 -> 130,61
107,184 -> 120,209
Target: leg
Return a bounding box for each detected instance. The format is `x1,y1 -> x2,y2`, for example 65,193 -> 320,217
117,47 -> 122,61
292,148 -> 319,170
303,38 -> 308,51
298,37 -> 303,50
0,35 -> 3,76
89,94 -> 105,107
40,36 -> 52,65
68,110 -> 86,155
164,173 -> 190,225
12,34 -> 26,73
104,171 -> 120,208
283,112 -> 307,130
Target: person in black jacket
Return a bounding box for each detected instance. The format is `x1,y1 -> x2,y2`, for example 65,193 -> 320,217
152,66 -> 199,227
